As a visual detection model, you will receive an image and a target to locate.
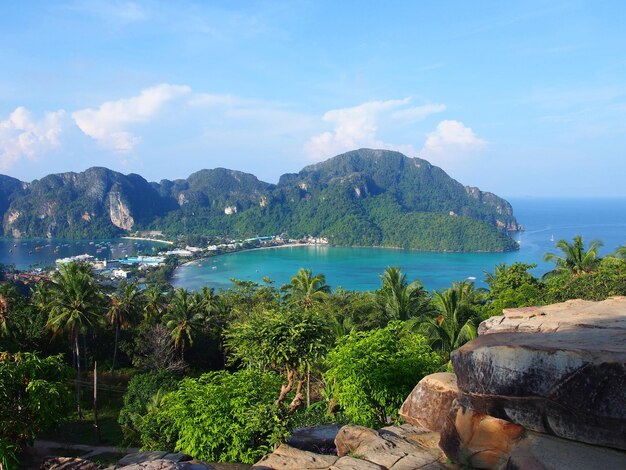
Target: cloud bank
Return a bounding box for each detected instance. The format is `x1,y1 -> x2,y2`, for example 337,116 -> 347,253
72,83 -> 191,152
0,107 -> 66,169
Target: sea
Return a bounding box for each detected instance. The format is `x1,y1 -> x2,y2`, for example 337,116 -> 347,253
1,198 -> 624,292
172,198 -> 626,292
0,238 -> 166,271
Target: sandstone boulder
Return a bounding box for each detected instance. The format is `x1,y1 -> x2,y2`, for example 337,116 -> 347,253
251,444 -> 338,469
439,402 -> 525,469
479,297 -> 626,335
399,373 -> 458,432
335,424 -> 449,470
440,401 -> 626,469
453,297 -> 626,450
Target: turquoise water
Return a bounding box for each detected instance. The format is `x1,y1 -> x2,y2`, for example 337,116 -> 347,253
173,198 -> 626,292
0,238 -> 166,270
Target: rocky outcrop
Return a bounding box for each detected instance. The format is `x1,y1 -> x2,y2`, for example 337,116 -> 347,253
109,189 -> 135,230
399,373 -> 458,432
40,457 -> 101,470
287,424 -> 341,453
454,297 -> 626,450
439,401 -> 626,470
252,425 -> 450,470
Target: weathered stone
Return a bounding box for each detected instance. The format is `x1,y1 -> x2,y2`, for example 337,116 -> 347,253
439,401 -> 525,469
287,424 -> 341,452
440,400 -> 626,469
453,304 -> 626,450
118,452 -> 169,467
119,460 -> 215,470
506,431 -> 626,470
335,425 -> 449,469
251,444 -> 338,469
40,457 -> 101,470
329,456 -> 384,469
479,297 -> 626,335
399,373 -> 458,432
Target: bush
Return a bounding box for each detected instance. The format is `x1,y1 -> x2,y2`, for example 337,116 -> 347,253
139,369 -> 286,463
118,370 -> 179,444
0,352 -> 73,469
324,321 -> 441,428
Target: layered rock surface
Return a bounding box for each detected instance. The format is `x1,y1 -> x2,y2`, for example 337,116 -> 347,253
454,296 -> 626,450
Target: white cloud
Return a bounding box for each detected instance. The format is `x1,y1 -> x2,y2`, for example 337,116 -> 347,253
420,120 -> 486,161
392,103 -> 446,122
0,107 -> 66,169
304,99 -> 447,160
304,99 -> 407,159
72,83 -> 191,152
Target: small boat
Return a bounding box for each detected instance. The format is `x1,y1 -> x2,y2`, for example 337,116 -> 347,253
550,235 -> 555,242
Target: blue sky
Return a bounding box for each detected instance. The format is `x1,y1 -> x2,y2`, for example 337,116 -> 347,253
1,1 -> 625,197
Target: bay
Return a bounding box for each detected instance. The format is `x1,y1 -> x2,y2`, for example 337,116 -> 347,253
173,198 -> 626,292
0,238 -> 167,270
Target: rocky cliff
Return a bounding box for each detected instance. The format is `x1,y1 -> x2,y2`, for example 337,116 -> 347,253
0,149 -> 522,251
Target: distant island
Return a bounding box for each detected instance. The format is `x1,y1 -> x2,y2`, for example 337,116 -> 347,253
0,149 -> 521,252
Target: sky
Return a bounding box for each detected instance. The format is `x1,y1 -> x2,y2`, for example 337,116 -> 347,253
1,1 -> 625,197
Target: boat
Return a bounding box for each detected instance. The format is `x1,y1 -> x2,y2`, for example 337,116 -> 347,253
550,235 -> 555,242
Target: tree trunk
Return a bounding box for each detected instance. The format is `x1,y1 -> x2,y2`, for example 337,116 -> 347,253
306,367 -> 311,408
74,333 -> 83,419
276,368 -> 295,406
289,375 -> 306,412
111,320 -> 119,375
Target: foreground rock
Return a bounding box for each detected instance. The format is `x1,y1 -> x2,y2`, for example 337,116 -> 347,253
440,401 -> 626,469
453,297 -> 626,450
115,452 -> 216,470
399,373 -> 458,433
40,457 -> 101,470
252,424 -> 450,470
287,425 -> 341,453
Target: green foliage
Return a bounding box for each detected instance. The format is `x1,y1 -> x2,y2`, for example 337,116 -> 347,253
118,370 -> 179,444
422,283 -> 478,362
377,267 -> 431,321
482,263 -> 542,318
0,352 -> 73,465
226,307 -> 332,372
543,256 -> 626,302
324,322 -> 441,428
139,370 -> 286,464
544,235 -> 603,275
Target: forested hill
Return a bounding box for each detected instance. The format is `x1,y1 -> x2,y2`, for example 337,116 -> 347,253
0,149 -> 521,252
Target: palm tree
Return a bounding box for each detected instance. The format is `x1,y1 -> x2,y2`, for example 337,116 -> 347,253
544,235 -> 603,274
107,282 -> 142,374
45,262 -> 105,417
285,268 -> 330,309
163,288 -> 205,359
143,286 -> 165,324
378,266 -> 430,321
614,245 -> 626,258
423,286 -> 477,363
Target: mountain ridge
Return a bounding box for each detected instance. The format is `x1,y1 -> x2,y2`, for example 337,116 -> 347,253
0,149 -> 521,252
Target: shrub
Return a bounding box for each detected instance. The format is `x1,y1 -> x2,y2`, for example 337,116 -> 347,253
0,352 -> 73,469
118,369 -> 179,444
139,369 -> 286,463
324,321 -> 440,428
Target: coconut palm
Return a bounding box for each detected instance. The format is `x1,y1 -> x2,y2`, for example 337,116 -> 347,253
143,285 -> 165,324
423,286 -> 477,363
163,288 -> 205,359
107,282 -> 142,374
544,235 -> 603,274
45,262 -> 105,416
285,268 -> 330,309
378,266 -> 431,321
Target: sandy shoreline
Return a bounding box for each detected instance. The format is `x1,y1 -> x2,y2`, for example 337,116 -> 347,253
179,243 -> 318,267
121,236 -> 174,245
